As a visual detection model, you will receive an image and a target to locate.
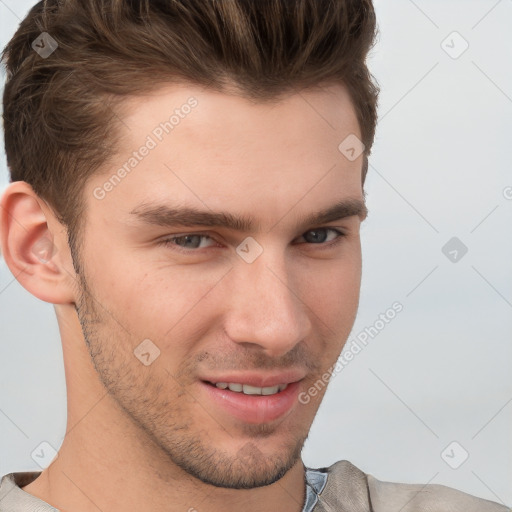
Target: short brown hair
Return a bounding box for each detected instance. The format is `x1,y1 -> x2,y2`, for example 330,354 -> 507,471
2,0 -> 379,258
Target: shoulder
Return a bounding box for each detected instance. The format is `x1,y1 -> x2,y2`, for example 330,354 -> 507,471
366,472 -> 510,512
0,471 -> 57,511
312,460 -> 510,512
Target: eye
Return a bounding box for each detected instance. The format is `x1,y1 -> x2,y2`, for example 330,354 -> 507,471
297,227 -> 346,246
158,234 -> 218,251
157,227 -> 347,254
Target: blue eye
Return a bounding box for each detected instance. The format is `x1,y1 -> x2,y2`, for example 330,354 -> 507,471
300,228 -> 345,245
159,234 -> 217,250
158,227 -> 346,253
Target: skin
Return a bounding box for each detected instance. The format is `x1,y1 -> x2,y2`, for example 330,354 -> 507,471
0,82 -> 366,512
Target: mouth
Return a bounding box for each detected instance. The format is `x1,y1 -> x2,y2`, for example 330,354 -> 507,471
198,372 -> 305,424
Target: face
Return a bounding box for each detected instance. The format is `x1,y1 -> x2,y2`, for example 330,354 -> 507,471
73,82 -> 365,489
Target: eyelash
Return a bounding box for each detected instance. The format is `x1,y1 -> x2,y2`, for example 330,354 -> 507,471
157,228 -> 347,254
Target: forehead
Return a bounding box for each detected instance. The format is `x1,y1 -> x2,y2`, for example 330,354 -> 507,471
85,82 -> 364,230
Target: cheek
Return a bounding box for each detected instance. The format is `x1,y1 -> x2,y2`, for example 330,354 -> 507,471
94,258 -> 226,341
294,253 -> 362,370
296,254 -> 361,324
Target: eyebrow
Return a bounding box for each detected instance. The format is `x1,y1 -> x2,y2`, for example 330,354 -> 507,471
129,197 -> 368,232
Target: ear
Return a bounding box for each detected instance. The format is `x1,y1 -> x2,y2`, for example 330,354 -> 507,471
0,181 -> 77,304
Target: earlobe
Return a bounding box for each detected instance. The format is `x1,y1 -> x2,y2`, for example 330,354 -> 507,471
0,181 -> 77,305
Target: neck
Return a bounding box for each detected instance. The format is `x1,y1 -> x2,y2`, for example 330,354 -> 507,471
22,436 -> 307,512
21,306 -> 307,512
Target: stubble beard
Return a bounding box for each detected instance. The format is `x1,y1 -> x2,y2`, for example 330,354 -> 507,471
72,271 -> 310,490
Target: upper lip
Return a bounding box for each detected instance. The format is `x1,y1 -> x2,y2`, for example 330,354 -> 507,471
200,370 -> 306,388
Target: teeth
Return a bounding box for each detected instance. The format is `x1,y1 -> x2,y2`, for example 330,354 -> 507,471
242,384 -> 263,395
261,385 -> 280,395
214,382 -> 288,395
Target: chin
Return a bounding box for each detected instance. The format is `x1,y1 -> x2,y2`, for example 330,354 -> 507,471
167,435 -> 305,490
195,462 -> 292,490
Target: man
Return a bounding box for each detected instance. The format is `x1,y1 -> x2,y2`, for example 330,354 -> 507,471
0,1 -> 509,511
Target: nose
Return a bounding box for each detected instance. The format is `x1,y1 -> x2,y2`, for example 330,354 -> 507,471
222,251 -> 312,358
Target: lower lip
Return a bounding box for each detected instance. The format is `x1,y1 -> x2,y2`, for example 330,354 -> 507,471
200,381 -> 301,424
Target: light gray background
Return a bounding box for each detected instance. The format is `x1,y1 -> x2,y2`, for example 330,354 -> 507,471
0,0 -> 511,506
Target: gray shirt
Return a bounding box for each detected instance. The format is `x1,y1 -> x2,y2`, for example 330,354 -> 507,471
0,460 -> 509,511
